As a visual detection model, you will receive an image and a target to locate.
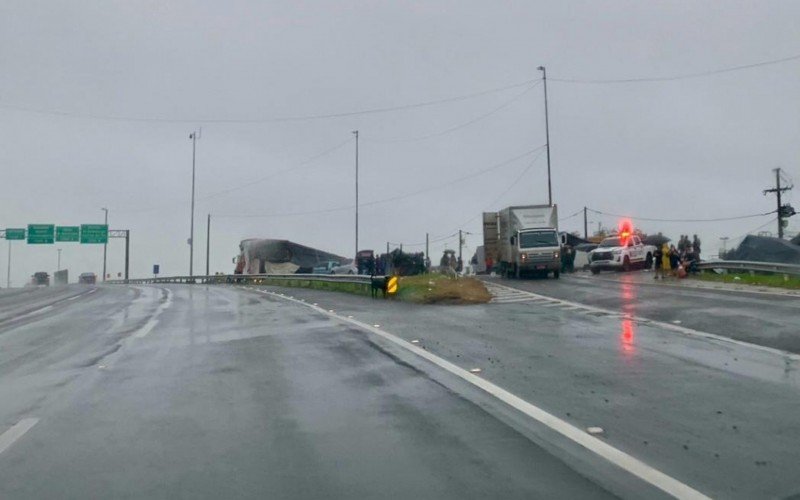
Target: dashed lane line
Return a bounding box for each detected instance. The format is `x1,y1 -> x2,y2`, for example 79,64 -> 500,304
242,286 -> 710,500
133,288 -> 173,338
0,418 -> 39,456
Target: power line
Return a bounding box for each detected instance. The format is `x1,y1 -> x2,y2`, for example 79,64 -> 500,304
0,78 -> 537,124
586,208 -> 775,223
365,82 -> 540,143
413,149 -> 549,244
200,136 -> 353,201
214,145 -> 546,219
551,52 -> 800,84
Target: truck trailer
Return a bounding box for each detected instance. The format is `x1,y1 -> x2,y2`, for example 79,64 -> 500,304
483,204 -> 561,279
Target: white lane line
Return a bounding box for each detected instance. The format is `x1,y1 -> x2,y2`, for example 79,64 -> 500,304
485,281 -> 800,361
256,288 -> 710,500
133,288 -> 173,338
67,295 -> 80,301
0,418 -> 39,456
12,305 -> 53,321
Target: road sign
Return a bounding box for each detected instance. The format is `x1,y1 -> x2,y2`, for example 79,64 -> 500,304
5,228 -> 25,240
80,224 -> 108,244
27,224 -> 55,244
56,226 -> 80,242
153,264 -> 160,275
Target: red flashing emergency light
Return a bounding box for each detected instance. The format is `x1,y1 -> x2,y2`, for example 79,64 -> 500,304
618,219 -> 633,245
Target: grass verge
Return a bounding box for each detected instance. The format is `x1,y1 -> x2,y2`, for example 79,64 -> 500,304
693,270 -> 800,290
245,274 -> 492,304
395,274 -> 492,304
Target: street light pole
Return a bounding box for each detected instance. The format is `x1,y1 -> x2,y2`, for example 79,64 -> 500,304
206,213 -> 211,276
537,65 -> 552,206
57,248 -> 62,271
189,131 -> 198,277
101,207 -> 108,281
353,130 -> 359,258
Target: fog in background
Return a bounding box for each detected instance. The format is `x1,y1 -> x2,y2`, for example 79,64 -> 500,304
1,1 -> 798,284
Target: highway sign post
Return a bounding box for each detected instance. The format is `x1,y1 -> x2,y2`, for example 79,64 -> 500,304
56,226 -> 80,242
27,224 -> 55,244
80,224 -> 108,244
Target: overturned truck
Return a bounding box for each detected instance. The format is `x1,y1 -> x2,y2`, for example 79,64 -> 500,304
234,239 -> 351,275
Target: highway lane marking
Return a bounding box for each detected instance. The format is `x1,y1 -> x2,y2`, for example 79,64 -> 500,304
0,418 -> 39,456
11,305 -> 53,321
485,281 -> 800,362
565,274 -> 800,299
133,288 -> 173,339
250,287 -> 710,500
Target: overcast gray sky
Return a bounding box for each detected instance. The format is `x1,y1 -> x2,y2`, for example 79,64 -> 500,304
1,0 -> 799,284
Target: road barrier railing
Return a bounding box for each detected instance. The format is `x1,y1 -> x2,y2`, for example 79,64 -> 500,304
696,260 -> 800,277
107,273 -> 400,297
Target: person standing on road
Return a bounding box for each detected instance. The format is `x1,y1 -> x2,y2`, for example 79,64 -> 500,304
660,243 -> 670,276
693,234 -> 701,259
669,245 -> 680,276
653,244 -> 664,279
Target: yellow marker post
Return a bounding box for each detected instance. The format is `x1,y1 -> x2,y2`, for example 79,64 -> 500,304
387,276 -> 399,295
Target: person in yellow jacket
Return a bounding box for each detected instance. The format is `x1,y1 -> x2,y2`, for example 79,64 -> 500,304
661,243 -> 671,274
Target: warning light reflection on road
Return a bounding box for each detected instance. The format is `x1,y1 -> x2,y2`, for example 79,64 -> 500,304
621,319 -> 635,355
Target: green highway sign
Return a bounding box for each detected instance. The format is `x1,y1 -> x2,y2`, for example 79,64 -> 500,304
56,226 -> 80,242
80,224 -> 108,244
5,228 -> 25,240
27,224 -> 55,244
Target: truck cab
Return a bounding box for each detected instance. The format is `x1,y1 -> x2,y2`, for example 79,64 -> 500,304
508,228 -> 561,279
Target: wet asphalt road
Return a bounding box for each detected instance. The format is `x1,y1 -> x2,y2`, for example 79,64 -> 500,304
0,284 -> 619,499
493,271 -> 800,353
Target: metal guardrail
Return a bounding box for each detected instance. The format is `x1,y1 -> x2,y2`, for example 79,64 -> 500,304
107,273 -> 381,286
697,260 -> 800,276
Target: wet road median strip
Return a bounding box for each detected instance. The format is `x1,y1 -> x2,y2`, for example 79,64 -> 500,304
247,286 -> 711,500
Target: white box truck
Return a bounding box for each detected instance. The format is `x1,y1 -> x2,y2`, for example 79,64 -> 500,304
484,204 -> 561,279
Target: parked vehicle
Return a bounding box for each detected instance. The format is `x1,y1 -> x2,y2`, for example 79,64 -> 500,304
331,263 -> 357,274
588,234 -> 655,273
355,250 -> 375,275
484,204 -> 562,279
78,272 -> 97,284
312,260 -> 341,274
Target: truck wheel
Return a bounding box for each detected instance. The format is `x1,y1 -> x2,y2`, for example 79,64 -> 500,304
590,268 -> 600,275
622,256 -> 631,272
553,271 -> 560,279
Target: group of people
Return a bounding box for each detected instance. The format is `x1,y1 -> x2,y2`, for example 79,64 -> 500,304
653,234 -> 701,279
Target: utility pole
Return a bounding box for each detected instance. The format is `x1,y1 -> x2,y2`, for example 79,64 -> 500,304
6,240 -> 11,288
425,233 -> 429,261
124,230 -> 130,282
101,207 -> 108,281
720,236 -> 729,253
763,167 -> 793,239
189,131 -> 198,276
537,65 -> 552,206
353,130 -> 359,258
458,229 -> 463,269
583,207 -> 588,239
206,214 -> 211,276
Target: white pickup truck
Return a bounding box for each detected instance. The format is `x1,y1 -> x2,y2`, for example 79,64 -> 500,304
588,235 -> 655,274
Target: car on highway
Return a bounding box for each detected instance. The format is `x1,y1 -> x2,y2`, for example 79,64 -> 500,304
78,272 -> 97,284
31,272 -> 50,286
588,235 -> 654,274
